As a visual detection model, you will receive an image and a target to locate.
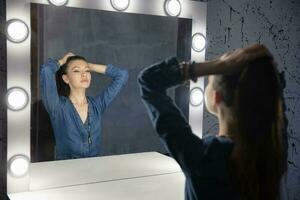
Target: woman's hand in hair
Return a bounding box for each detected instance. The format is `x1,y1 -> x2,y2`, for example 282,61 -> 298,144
58,52 -> 75,66
188,44 -> 272,80
180,61 -> 192,81
219,44 -> 272,74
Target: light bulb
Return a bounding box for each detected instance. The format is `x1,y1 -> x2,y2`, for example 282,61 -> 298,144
111,0 -> 130,11
48,0 -> 68,6
6,87 -> 29,111
8,155 -> 30,177
190,87 -> 204,106
165,0 -> 181,17
192,33 -> 206,52
6,19 -> 29,43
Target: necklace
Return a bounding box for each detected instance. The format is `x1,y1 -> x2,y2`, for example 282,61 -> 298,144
69,96 -> 87,106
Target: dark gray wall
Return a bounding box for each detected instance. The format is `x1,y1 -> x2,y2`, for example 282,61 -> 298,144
0,0 -> 7,198
196,0 -> 300,199
33,4 -> 191,159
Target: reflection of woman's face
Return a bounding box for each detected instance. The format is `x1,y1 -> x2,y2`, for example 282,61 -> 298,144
62,59 -> 91,89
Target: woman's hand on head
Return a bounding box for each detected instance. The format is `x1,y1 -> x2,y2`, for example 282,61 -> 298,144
186,44 -> 273,80
58,52 -> 75,66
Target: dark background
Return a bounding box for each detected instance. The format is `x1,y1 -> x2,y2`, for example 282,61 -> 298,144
200,1 -> 300,199
1,0 -> 300,199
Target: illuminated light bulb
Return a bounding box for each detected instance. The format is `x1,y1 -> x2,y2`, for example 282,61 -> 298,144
164,0 -> 181,17
6,19 -> 29,43
111,0 -> 130,11
190,87 -> 204,106
8,155 -> 30,177
6,87 -> 29,111
192,33 -> 206,52
48,0 -> 68,6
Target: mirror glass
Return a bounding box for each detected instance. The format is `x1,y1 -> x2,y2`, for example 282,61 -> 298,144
30,3 -> 192,162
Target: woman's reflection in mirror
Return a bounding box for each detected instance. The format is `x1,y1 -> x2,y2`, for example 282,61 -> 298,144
40,52 -> 128,160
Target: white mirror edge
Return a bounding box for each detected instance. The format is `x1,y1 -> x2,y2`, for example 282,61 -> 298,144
6,0 -> 206,193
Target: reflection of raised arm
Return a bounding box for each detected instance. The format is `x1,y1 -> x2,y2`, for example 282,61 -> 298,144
40,52 -> 76,117
40,58 -> 61,118
94,64 -> 128,113
88,63 -> 107,74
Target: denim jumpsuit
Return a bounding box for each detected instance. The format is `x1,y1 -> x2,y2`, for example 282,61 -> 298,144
40,58 -> 128,160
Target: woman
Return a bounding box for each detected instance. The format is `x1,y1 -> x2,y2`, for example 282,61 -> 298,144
40,52 -> 128,160
138,44 -> 286,200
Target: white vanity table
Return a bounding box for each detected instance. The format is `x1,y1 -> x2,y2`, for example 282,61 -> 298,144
8,152 -> 185,200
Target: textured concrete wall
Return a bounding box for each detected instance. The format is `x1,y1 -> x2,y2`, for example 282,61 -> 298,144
0,0 -> 7,198
197,0 -> 300,199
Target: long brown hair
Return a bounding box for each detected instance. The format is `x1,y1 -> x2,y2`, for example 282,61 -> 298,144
213,56 -> 286,200
55,55 -> 87,97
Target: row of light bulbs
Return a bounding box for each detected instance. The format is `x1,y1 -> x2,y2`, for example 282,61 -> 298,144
6,88 -> 203,178
5,86 -> 203,178
5,20 -> 206,53
48,0 -> 181,16
7,88 -> 30,178
6,0 -> 204,178
6,0 -> 206,51
6,86 -> 203,111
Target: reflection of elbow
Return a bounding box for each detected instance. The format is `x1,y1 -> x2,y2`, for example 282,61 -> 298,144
112,68 -> 128,85
122,69 -> 129,83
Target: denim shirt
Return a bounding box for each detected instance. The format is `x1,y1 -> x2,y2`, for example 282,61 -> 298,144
138,57 -> 238,200
40,58 -> 128,160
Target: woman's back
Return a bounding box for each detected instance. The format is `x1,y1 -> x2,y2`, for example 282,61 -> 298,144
138,44 -> 286,200
184,135 -> 237,200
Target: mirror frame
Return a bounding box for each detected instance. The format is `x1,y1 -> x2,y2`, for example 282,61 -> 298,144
6,0 -> 206,193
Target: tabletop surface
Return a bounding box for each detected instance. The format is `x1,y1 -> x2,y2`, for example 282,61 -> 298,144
8,152 -> 185,200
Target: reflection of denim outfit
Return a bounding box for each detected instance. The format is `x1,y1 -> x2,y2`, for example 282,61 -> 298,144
138,57 -> 238,200
40,58 -> 128,160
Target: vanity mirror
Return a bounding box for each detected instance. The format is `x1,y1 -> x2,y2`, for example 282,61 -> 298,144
6,0 -> 206,193
30,3 -> 193,162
